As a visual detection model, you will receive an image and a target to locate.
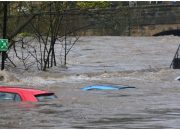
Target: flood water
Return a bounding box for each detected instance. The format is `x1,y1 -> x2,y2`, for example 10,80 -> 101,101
1,36 -> 180,128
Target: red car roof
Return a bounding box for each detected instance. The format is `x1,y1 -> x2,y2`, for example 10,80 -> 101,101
0,86 -> 55,102
0,86 -> 48,95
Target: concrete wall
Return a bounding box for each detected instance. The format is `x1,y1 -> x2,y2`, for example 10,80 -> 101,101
131,24 -> 180,36
127,4 -> 180,36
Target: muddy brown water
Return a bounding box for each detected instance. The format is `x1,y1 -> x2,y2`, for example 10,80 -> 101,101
1,36 -> 180,128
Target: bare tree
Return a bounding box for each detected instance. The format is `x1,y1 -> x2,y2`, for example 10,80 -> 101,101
4,2 -> 85,71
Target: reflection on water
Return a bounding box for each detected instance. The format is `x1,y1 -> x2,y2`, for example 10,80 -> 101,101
1,36 -> 180,128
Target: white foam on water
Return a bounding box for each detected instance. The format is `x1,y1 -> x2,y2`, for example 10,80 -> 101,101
20,76 -> 57,85
18,74 -> 101,86
0,70 -> 20,84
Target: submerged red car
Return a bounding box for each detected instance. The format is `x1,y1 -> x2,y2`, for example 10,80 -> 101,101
0,86 -> 57,102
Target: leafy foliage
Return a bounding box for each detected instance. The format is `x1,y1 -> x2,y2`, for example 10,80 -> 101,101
76,1 -> 111,9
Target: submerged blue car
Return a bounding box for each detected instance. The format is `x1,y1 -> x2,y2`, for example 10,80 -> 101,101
81,85 -> 135,91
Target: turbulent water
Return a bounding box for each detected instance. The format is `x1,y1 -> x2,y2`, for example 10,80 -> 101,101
1,36 -> 180,128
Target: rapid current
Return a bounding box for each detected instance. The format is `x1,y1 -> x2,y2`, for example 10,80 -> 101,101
1,36 -> 180,128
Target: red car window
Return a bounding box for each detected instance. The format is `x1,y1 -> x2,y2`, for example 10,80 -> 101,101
0,92 -> 22,102
14,94 -> 22,102
35,93 -> 57,102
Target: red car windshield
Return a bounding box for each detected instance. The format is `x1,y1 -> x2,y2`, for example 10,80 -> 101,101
35,93 -> 57,102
